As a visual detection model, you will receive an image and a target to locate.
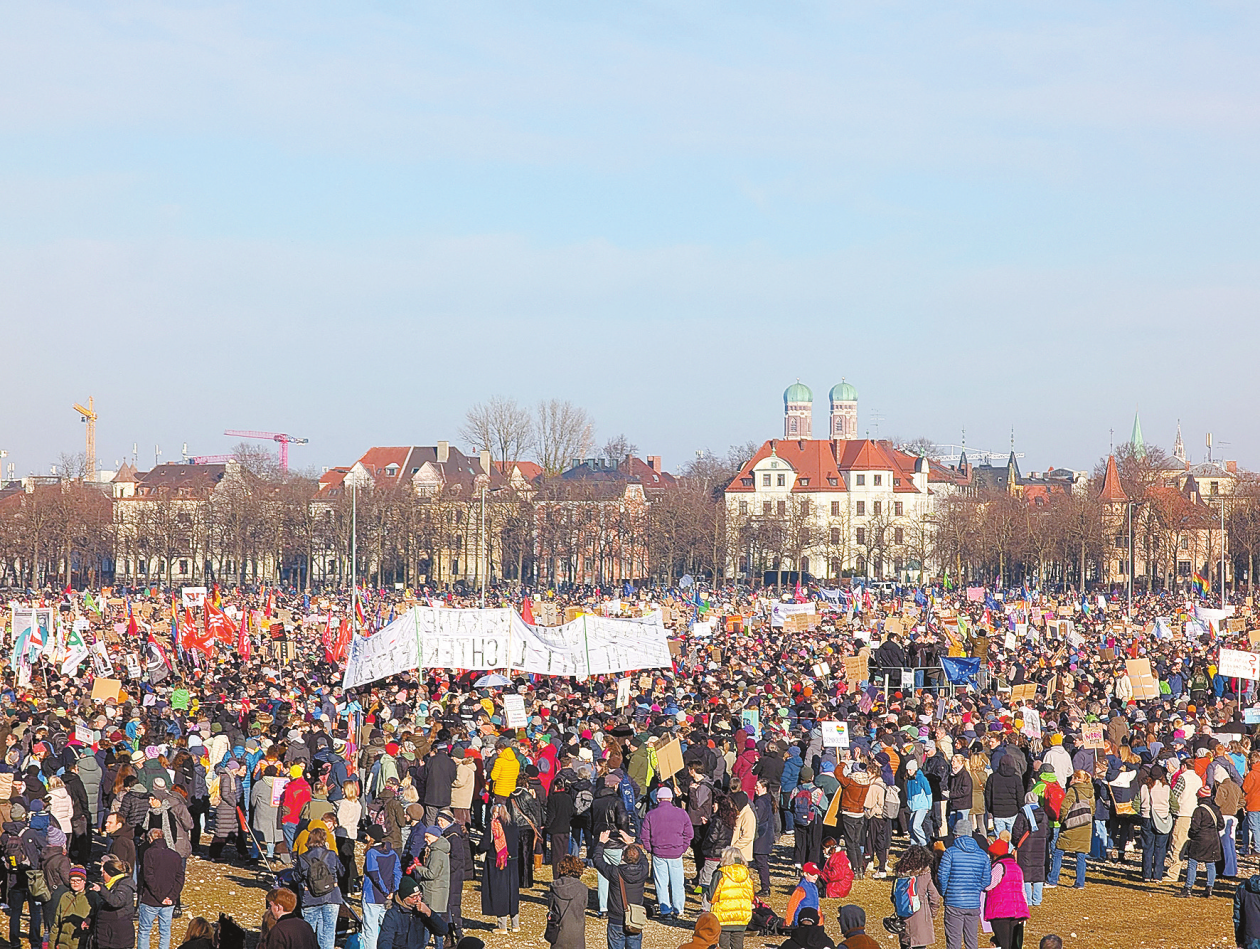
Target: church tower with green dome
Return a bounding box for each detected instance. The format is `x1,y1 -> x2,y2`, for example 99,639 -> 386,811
829,380 -> 858,439
784,381 -> 813,438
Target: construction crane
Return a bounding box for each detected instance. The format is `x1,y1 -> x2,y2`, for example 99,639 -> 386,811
190,454 -> 234,465
223,430 -> 308,471
72,396 -> 97,478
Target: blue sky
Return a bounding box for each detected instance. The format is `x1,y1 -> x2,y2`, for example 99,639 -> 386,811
3,2 -> 1259,477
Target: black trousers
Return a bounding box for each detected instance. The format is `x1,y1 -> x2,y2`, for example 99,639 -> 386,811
865,816 -> 890,872
550,833 -> 570,876
752,852 -> 771,893
841,814 -> 866,874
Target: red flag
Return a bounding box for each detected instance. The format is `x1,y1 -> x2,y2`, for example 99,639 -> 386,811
204,602 -> 237,646
181,617 -> 214,658
238,611 -> 251,660
520,597 -> 535,626
322,612 -> 335,663
331,619 -> 352,664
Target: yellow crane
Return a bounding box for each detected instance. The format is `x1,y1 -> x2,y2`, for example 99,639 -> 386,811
72,396 -> 97,478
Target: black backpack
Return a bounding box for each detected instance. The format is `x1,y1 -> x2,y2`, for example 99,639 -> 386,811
304,853 -> 337,898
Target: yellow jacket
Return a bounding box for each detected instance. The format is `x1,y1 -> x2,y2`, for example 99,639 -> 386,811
491,748 -> 520,798
711,864 -> 754,928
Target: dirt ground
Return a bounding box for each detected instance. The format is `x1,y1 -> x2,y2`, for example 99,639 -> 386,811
175,837 -> 1238,949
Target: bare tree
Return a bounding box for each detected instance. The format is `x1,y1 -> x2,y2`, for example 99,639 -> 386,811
461,396 -> 534,470
602,434 -> 638,464
532,399 -> 595,475
894,437 -> 939,460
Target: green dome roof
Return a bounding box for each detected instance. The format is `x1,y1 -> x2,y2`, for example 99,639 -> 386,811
784,382 -> 813,404
829,381 -> 858,402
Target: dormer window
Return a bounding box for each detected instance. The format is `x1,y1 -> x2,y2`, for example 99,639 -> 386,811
742,478 -> 754,487
798,478 -> 809,486
828,477 -> 838,486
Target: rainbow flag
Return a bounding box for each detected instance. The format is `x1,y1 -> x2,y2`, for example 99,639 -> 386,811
1192,571 -> 1210,598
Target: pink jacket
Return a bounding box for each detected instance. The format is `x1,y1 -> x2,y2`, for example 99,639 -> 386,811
984,856 -> 1029,921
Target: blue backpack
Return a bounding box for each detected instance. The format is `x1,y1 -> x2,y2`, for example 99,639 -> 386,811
892,876 -> 920,918
791,787 -> 813,823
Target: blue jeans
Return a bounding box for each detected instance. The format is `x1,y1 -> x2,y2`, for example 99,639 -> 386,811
1140,819 -> 1170,881
283,822 -> 300,852
1090,819 -> 1110,859
651,855 -> 685,915
303,903 -> 340,949
597,848 -> 623,913
361,901 -> 387,949
992,816 -> 1016,836
909,809 -> 929,845
8,887 -> 41,946
1186,858 -> 1216,891
138,903 -> 175,949
947,810 -> 970,834
1248,812 -> 1260,856
1022,881 -> 1043,906
607,920 -> 642,949
1222,816 -> 1239,877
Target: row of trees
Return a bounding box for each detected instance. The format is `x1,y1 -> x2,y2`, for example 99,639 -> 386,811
4,419 -> 1259,594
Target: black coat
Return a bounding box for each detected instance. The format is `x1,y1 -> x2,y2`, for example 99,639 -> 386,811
94,874 -> 137,949
480,820 -> 520,917
1186,801 -> 1224,863
139,839 -> 185,907
1011,806 -> 1049,884
545,789 -> 576,836
589,787 -> 630,836
985,757 -> 1024,820
592,844 -> 649,923
424,752 -> 457,808
947,770 -> 973,812
442,823 -> 471,893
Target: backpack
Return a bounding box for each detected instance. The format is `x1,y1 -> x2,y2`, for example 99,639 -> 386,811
2,834 -> 26,870
748,900 -> 783,936
207,774 -> 222,808
366,800 -> 389,831
791,787 -> 813,824
892,876 -> 921,919
304,853 -> 337,898
572,779 -> 594,816
1040,781 -> 1064,822
882,784 -> 902,820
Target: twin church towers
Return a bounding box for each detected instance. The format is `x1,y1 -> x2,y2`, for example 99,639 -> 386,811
782,381 -> 859,440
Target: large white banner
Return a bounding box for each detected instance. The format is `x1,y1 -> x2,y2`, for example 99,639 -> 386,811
342,607 -> 673,689
770,602 -> 816,627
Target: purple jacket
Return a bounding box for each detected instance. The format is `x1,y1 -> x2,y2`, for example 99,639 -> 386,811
640,801 -> 694,859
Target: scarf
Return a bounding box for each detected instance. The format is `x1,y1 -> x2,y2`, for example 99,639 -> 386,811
491,817 -> 509,870
1020,803 -> 1038,834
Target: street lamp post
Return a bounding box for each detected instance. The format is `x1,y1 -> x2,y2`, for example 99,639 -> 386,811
1127,501 -> 1134,619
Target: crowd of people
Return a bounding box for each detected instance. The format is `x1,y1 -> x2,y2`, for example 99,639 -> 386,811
0,580 -> 1257,949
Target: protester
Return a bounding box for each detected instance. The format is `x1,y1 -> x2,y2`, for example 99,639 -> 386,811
547,854 -> 589,949
593,832 -> 649,949
936,817 -> 991,949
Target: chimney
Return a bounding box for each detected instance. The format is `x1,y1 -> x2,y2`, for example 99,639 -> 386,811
479,449 -> 491,474
437,441 -> 449,464
647,455 -> 661,472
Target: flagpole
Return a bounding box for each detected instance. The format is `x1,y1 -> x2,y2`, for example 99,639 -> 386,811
351,480 -> 358,637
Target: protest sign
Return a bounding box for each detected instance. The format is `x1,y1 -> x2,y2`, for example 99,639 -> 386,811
741,708 -> 761,739
655,738 -> 684,779
1125,658 -> 1161,699
821,721 -> 850,748
180,587 -> 207,609
1081,724 -> 1105,749
616,677 -> 631,709
74,725 -> 93,745
90,678 -> 122,702
502,694 -> 527,728
1009,683 -> 1039,705
843,655 -> 868,684
1219,648 -> 1260,680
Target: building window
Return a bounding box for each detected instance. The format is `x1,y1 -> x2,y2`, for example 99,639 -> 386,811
894,501 -> 903,516
763,473 -> 771,487
873,501 -> 882,515
789,418 -> 798,433
856,527 -> 866,545
1178,560 -> 1191,577
830,501 -> 840,516
763,501 -> 773,515
894,557 -> 904,573
777,474 -> 786,487
873,474 -> 882,486
827,477 -> 838,486
798,478 -> 809,486
856,474 -> 865,486
856,501 -> 865,515
179,559 -> 188,575
741,478 -> 753,487
894,478 -> 901,486
1180,536 -> 1189,550
801,499 -> 811,515
1211,481 -> 1219,496
451,558 -> 459,574
1115,535 -> 1125,549
777,500 -> 787,516
739,500 -> 748,514
830,528 -> 841,544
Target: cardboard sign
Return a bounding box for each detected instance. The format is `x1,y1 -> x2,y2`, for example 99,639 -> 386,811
271,777 -> 289,807
1125,658 -> 1160,700
1249,629 -> 1260,647
972,635 -> 990,660
1219,648 -> 1260,681
1081,723 -> 1105,749
884,616 -> 904,636
784,614 -> 811,632
90,678 -> 122,702
616,677 -> 631,709
843,655 -> 868,684
821,721 -> 850,748
655,738 -> 684,779
74,725 -> 94,745
1229,618 -> 1246,633
502,694 -> 527,728
1009,683 -> 1039,705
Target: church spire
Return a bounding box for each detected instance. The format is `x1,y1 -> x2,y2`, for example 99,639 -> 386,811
1131,409 -> 1145,460
1173,419 -> 1186,465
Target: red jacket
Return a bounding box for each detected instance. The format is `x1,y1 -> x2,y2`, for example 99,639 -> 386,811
281,777 -> 312,825
733,750 -> 759,796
